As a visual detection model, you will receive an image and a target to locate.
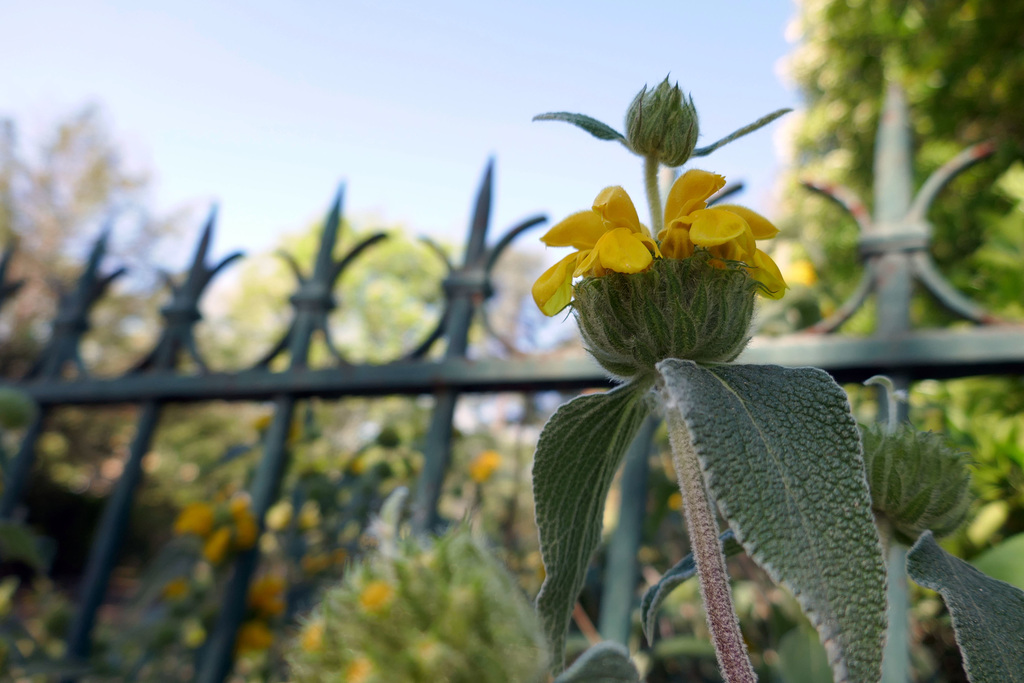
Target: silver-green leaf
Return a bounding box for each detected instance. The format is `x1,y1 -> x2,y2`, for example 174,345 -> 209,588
532,112 -> 626,142
656,360 -> 886,683
640,529 -> 744,644
533,381 -> 650,671
906,530 -> 1024,682
553,642 -> 640,683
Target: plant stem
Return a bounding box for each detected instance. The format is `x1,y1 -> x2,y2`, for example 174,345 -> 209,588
643,154 -> 664,236
666,408 -> 756,683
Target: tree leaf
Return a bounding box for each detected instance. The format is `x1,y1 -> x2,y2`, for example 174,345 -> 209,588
533,112 -> 626,142
553,641 -> 640,683
533,381 -> 651,671
906,530 -> 1024,682
656,360 -> 886,683
0,520 -> 48,570
640,529 -> 744,644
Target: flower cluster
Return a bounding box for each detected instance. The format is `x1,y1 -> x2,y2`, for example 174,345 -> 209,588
172,496 -> 260,565
532,170 -> 787,316
235,574 -> 287,654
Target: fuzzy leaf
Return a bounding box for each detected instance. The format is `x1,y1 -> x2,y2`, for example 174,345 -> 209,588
553,642 -> 639,683
906,530 -> 1024,682
533,382 -> 650,670
656,360 -> 886,683
533,112 -> 626,142
692,108 -> 791,157
640,529 -> 744,644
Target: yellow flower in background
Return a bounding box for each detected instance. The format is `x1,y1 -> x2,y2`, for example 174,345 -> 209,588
230,497 -> 260,549
298,501 -> 322,530
667,492 -> 683,511
300,618 -> 325,653
235,619 -> 274,653
265,501 -> 294,531
301,552 -> 332,575
469,450 -> 502,484
248,575 -> 286,618
161,577 -> 190,601
358,580 -> 394,614
659,169 -> 787,298
174,502 -> 215,538
203,526 -> 233,565
785,259 -> 818,287
532,186 -> 661,316
345,657 -> 373,683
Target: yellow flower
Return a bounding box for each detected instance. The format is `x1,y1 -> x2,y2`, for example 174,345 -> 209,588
265,501 -> 293,531
161,577 -> 189,601
248,575 -> 286,618
532,186 -> 661,316
358,580 -> 394,614
230,497 -> 260,550
659,169 -> 787,298
174,502 -> 215,538
203,526 -> 233,565
235,619 -> 274,653
468,450 -> 502,484
300,618 -> 324,653
345,656 -> 373,683
298,501 -> 321,530
785,259 -> 818,287
667,492 -> 683,511
301,552 -> 331,575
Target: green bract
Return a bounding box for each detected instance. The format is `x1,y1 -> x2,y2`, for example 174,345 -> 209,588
861,423 -> 972,544
573,253 -> 757,381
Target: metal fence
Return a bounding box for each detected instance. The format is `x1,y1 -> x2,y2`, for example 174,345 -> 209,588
1,84 -> 1022,682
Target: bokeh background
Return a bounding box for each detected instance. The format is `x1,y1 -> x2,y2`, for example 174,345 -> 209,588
1,0 -> 1022,680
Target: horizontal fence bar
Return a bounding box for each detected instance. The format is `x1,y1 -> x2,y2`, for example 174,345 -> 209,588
7,326 -> 1024,406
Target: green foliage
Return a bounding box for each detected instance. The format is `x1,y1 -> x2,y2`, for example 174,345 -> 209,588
656,359 -> 886,683
907,530 -> 1024,682
532,382 -> 651,672
286,523 -> 548,683
531,113 -> 625,143
552,641 -> 638,683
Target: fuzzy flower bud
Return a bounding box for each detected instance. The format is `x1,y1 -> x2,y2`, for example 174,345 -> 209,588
861,423 -> 972,544
625,78 -> 699,167
286,525 -> 548,682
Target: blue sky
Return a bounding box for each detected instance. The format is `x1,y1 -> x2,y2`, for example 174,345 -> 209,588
2,0 -> 802,262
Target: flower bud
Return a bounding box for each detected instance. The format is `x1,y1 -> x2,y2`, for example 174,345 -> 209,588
573,253 -> 757,382
861,423 -> 972,544
625,78 -> 700,167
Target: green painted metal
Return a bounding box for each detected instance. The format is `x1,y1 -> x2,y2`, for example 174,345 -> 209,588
599,416 -> 658,645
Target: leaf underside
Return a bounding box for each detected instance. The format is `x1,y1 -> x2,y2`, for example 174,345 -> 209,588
656,359 -> 886,683
533,381 -> 650,671
532,112 -> 626,142
640,529 -> 744,644
553,641 -> 640,683
906,530 -> 1024,682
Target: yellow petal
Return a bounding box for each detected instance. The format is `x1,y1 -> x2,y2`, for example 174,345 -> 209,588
532,252 -> 577,316
593,186 -> 642,232
714,204 -> 779,240
594,228 -> 654,274
574,247 -> 599,277
750,249 -> 788,299
658,227 -> 694,260
541,210 -> 606,249
665,170 -> 726,223
687,208 -> 748,247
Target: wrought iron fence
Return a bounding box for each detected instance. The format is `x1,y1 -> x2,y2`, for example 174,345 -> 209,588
0,85 -> 1022,682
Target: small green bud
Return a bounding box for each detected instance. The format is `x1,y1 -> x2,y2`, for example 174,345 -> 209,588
573,253 -> 757,382
861,423 -> 972,544
625,78 -> 700,167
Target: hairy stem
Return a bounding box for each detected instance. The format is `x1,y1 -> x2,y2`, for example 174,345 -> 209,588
643,154 -> 664,236
666,407 -> 756,683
